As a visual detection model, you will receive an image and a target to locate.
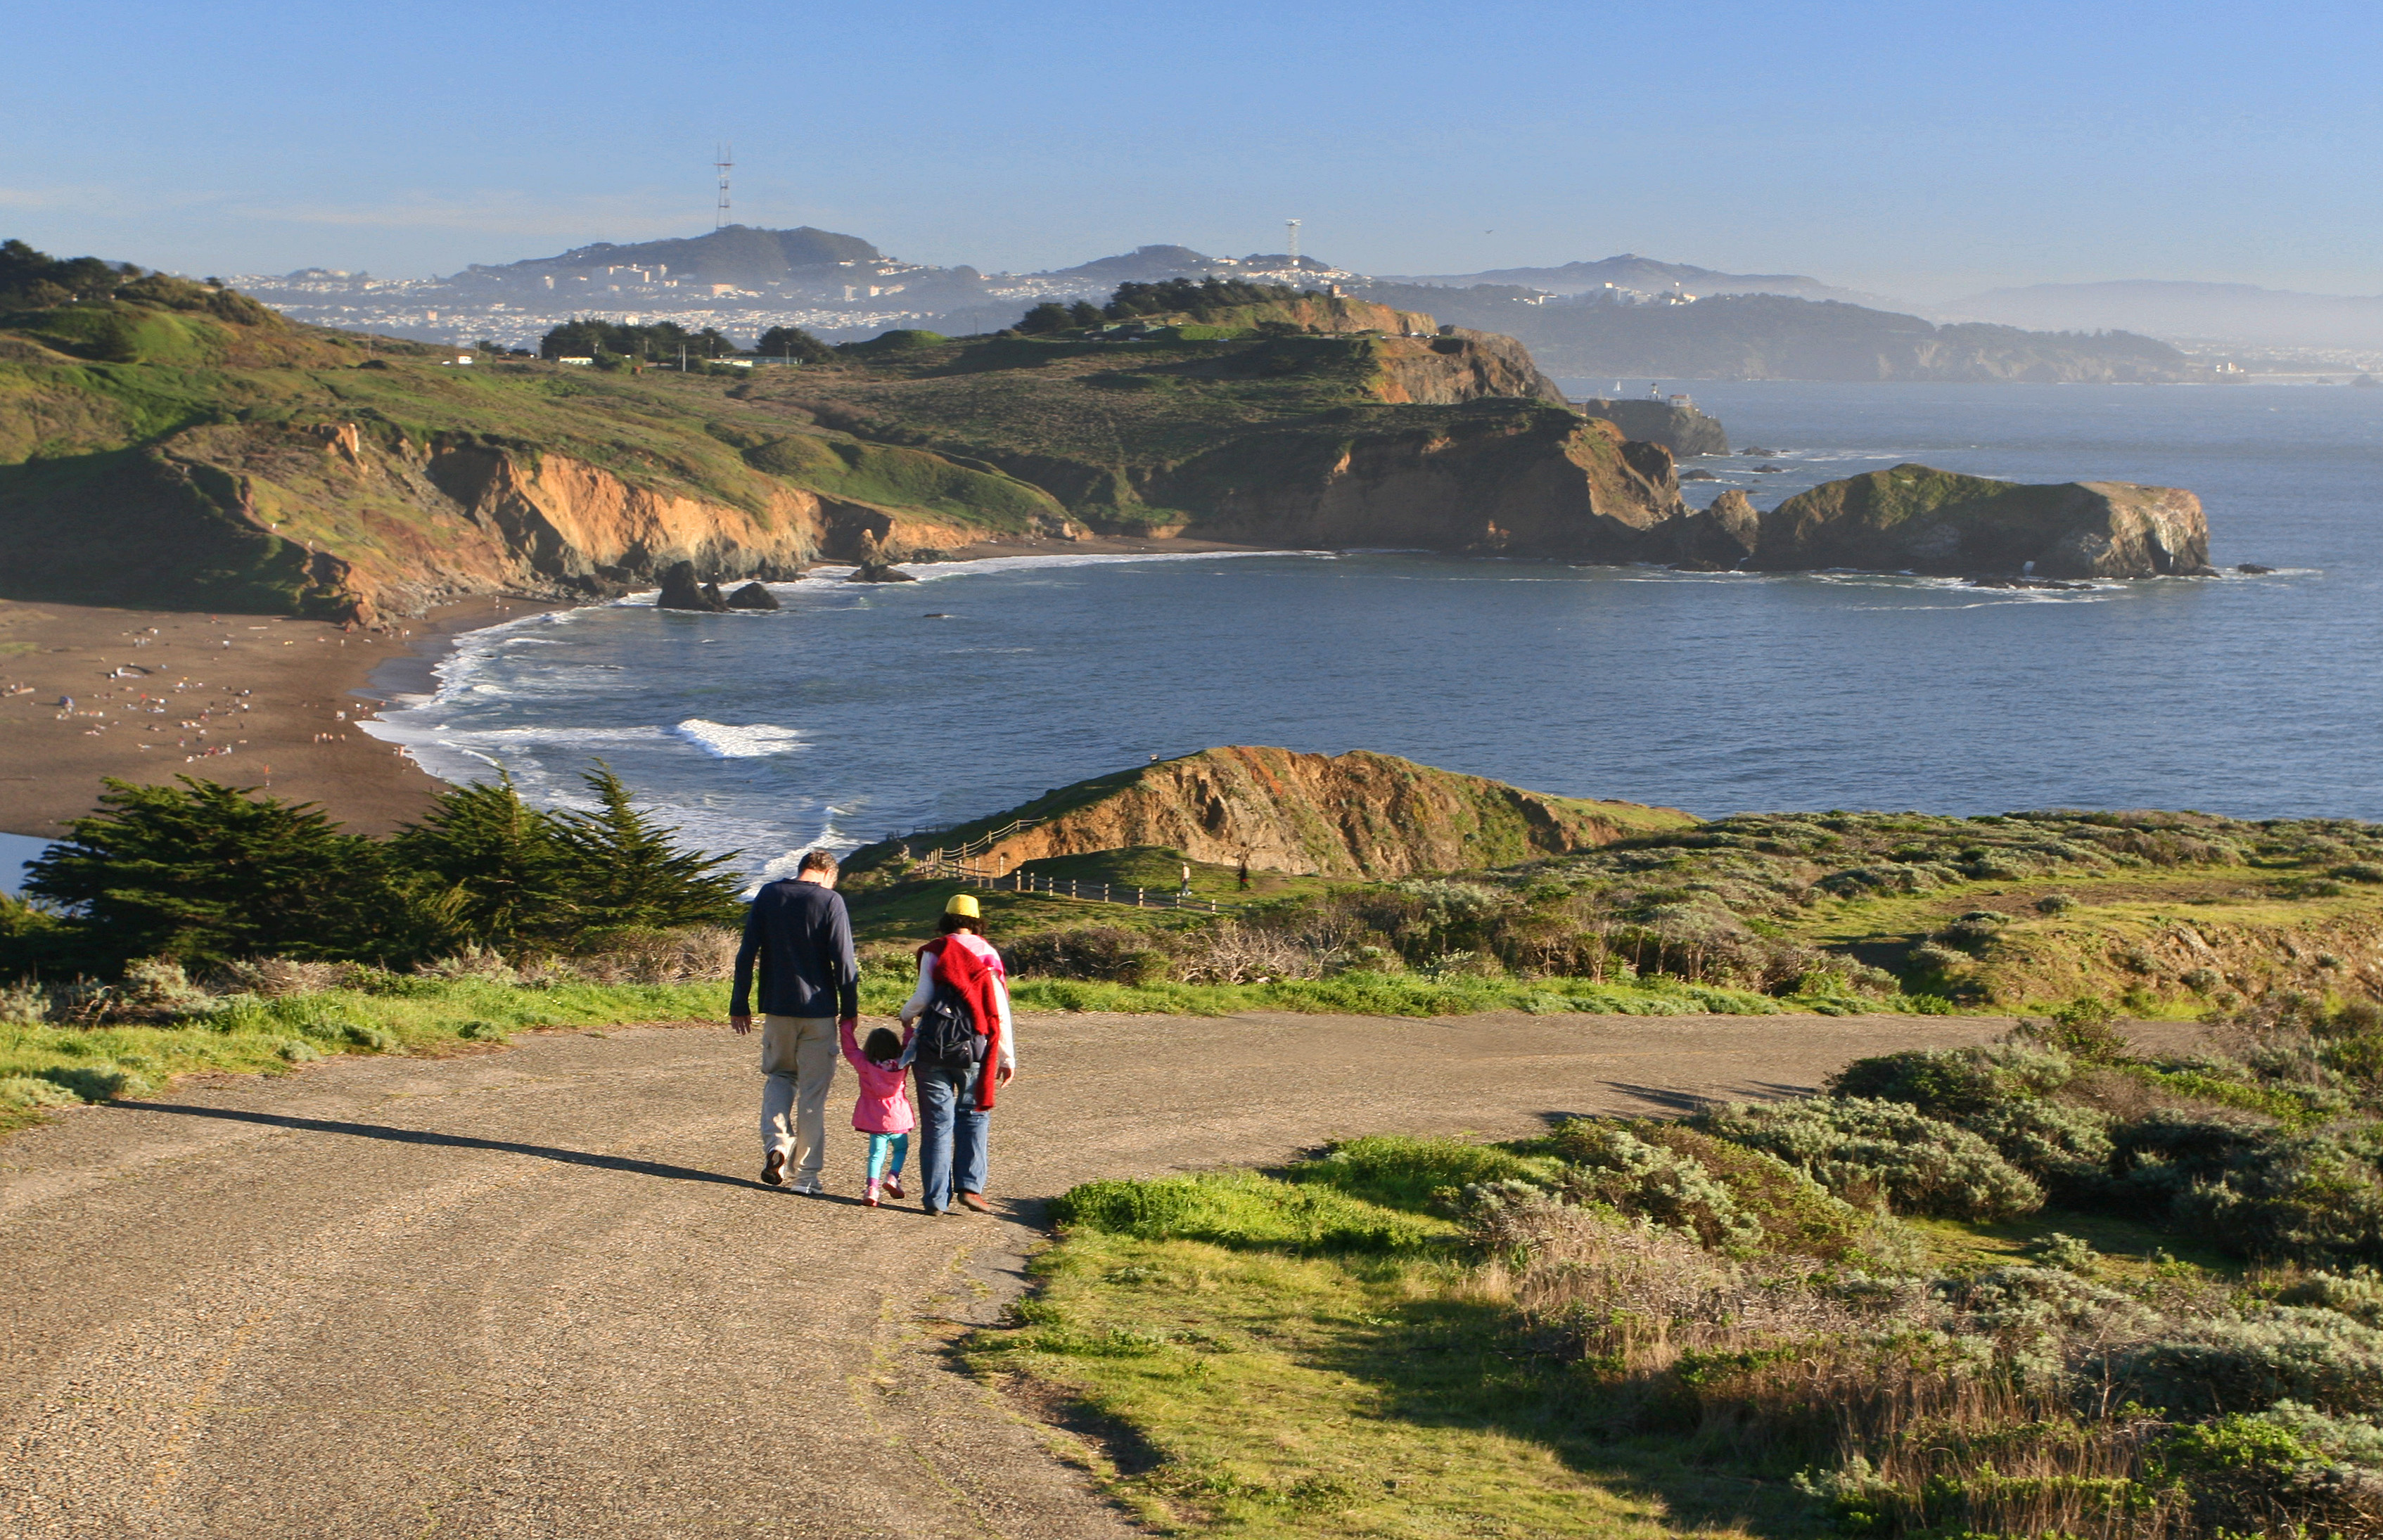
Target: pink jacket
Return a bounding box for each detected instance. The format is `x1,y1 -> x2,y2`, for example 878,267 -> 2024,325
840,1019 -> 915,1134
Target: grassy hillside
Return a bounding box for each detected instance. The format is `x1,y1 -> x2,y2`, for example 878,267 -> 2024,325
0,243 -> 1587,613
848,783 -> 2383,1018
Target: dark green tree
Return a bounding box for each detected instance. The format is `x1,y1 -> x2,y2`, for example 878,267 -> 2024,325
1067,300 -> 1103,326
547,766 -> 743,931
388,776 -> 563,947
1017,302 -> 1073,334
23,777 -> 423,965
755,325 -> 834,363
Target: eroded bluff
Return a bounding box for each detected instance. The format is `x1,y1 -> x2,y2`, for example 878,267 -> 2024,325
845,746 -> 1696,880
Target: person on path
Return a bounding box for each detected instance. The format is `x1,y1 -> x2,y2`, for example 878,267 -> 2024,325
731,849 -> 859,1194
899,893 -> 1015,1215
840,1019 -> 914,1207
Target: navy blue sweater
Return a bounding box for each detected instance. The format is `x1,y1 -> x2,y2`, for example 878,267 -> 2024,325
731,879 -> 860,1018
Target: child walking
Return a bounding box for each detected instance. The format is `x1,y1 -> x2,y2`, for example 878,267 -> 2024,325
840,1018 -> 914,1207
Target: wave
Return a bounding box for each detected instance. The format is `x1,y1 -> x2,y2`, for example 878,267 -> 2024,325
672,719 -> 806,758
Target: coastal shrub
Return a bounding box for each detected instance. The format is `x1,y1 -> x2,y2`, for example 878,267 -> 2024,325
2174,1122 -> 2383,1266
1829,1044 -> 2076,1115
2036,892 -> 2080,914
2275,1269 -> 2383,1329
1545,1119 -> 1874,1259
2104,1306 -> 2383,1416
1962,1097 -> 2116,1195
2011,994 -> 2133,1063
1692,1096 -> 2044,1219
0,978 -> 46,1025
1004,925 -> 1170,984
1544,1119 -> 1768,1253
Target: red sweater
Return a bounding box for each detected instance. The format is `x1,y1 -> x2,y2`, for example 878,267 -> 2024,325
920,935 -> 1006,1110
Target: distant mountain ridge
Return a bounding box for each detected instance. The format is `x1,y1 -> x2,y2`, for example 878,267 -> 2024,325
1374,253 -> 1879,304
1949,278 -> 2383,350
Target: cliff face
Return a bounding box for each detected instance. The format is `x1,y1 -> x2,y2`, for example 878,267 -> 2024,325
1753,464 -> 2211,578
1574,397 -> 1731,456
1372,329 -> 1570,407
0,416 -> 996,622
1160,404 -> 1686,558
850,746 -> 1696,880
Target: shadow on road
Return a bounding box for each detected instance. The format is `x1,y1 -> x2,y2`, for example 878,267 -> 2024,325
115,1101 -> 762,1190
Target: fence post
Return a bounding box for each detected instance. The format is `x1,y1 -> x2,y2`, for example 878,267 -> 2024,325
1136,887 -> 1144,907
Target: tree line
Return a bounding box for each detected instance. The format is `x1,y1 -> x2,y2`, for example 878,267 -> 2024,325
535,318 -> 834,365
1,770 -> 746,976
1014,277 -> 1327,334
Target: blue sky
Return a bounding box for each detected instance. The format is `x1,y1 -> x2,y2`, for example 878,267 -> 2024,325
5,0 -> 2378,300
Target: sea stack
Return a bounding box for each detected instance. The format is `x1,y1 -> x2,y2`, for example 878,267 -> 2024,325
656,560 -> 731,611
726,581 -> 781,610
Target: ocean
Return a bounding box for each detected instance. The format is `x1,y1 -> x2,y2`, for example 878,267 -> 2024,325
362,380 -> 2383,884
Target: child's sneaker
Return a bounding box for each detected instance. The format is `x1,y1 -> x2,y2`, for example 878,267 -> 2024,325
862,1180 -> 881,1208
883,1172 -> 905,1200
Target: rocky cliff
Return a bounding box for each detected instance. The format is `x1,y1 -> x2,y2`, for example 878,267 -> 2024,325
1160,402 -> 1687,558
1751,464 -> 2211,578
845,746 -> 1696,880
1574,397 -> 1730,456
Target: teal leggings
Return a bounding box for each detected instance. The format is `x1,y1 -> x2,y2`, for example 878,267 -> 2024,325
866,1132 -> 909,1183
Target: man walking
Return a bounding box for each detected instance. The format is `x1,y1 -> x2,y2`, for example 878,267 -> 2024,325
731,849 -> 859,1194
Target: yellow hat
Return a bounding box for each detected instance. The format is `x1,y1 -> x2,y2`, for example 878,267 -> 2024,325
943,892 -> 981,918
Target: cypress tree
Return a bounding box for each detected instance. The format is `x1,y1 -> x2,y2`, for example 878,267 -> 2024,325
25,777 -> 412,965
547,765 -> 743,932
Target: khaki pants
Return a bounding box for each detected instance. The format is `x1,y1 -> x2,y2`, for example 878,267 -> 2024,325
759,1014 -> 840,1176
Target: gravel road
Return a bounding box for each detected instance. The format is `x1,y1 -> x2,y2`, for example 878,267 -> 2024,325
0,1009 -> 2002,1539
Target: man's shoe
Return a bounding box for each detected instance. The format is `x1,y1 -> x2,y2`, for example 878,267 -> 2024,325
791,1172 -> 825,1196
761,1150 -> 786,1187
958,1191 -> 991,1214
883,1173 -> 905,1200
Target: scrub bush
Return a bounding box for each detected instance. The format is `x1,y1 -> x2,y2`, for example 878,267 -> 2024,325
1693,1096 -> 2044,1220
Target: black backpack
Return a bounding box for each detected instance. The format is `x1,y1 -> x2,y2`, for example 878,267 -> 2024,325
914,982 -> 985,1070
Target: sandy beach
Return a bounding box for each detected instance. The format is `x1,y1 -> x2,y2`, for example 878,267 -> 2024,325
0,596 -> 555,840
0,539 -> 1270,845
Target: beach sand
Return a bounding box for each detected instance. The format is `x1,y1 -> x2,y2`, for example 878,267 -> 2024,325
0,537 -> 1272,842
0,596 -> 553,839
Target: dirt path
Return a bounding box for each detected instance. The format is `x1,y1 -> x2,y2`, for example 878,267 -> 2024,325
0,1009 -> 2004,1539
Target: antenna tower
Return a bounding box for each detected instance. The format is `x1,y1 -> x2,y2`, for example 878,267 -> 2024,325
1285,218 -> 1301,270
715,143 -> 734,229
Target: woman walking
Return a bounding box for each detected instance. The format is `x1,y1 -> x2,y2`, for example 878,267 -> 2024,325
899,893 -> 1015,1214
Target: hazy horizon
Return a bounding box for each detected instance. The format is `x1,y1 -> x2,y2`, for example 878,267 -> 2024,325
8,1 -> 2382,303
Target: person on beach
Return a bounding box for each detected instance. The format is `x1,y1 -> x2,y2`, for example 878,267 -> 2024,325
840,1020 -> 914,1207
731,849 -> 859,1195
900,894 -> 1016,1215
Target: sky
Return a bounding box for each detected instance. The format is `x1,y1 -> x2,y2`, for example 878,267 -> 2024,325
6,0 -> 2381,302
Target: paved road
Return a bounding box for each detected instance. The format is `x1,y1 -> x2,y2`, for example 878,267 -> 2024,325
0,1010 -> 2002,1539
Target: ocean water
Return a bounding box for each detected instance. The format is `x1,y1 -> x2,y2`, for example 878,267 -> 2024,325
364,381 -> 2383,883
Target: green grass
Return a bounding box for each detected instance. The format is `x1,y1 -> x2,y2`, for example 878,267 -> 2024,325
0,976 -> 729,1134
967,1156 -> 1810,1537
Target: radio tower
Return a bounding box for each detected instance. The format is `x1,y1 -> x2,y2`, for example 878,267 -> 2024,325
715,143 -> 734,229
1285,218 -> 1301,271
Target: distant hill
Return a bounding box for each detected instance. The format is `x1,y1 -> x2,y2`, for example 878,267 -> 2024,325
1950,279 -> 2383,350
1347,284 -> 2206,383
1374,253 -> 1877,304
471,224 -> 886,286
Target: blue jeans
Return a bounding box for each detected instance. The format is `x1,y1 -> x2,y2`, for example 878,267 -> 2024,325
914,1058 -> 990,1212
